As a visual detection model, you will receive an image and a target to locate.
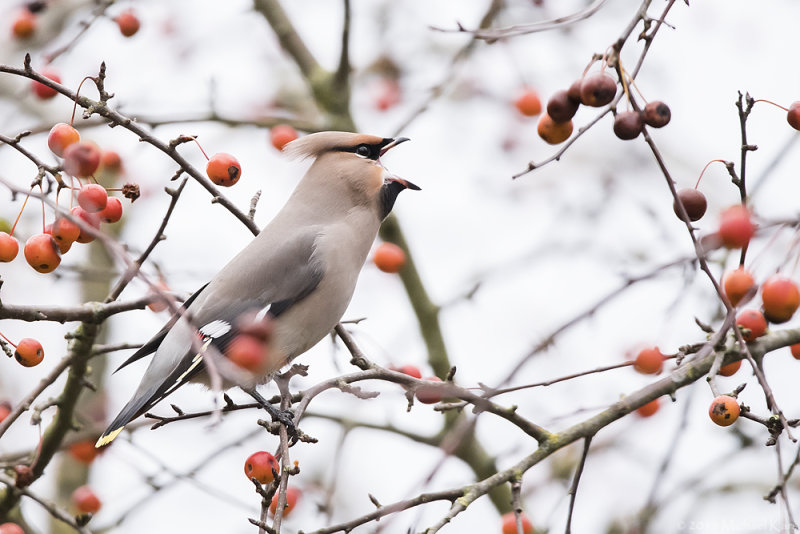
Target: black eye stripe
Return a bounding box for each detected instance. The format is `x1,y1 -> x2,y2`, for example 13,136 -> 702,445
338,144 -> 380,160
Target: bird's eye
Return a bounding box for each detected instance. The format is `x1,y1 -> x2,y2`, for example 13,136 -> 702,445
355,145 -> 372,158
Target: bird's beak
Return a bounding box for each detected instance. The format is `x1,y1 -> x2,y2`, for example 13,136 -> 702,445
379,137 -> 410,157
387,176 -> 421,191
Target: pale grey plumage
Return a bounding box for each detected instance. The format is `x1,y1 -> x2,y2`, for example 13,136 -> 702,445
97,132 -> 416,446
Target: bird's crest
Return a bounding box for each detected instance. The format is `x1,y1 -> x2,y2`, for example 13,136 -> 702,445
283,131 -> 385,160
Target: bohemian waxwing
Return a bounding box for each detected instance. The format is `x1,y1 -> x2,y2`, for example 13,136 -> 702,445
96,132 -> 418,447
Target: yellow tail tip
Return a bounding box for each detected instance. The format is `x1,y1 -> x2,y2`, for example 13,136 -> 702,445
95,427 -> 124,448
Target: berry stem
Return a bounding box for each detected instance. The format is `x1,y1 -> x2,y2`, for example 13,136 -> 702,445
69,76 -> 94,126
187,136 -> 210,161
9,189 -> 31,236
0,331 -> 17,348
694,159 -> 728,189
752,98 -> 789,113
39,184 -> 46,232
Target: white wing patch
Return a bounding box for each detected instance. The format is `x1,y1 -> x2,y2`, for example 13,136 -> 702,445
199,320 -> 232,339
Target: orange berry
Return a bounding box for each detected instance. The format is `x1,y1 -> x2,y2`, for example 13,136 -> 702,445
71,206 -> 100,244
761,275 -> 800,324
69,440 -> 101,464
51,217 -> 81,253
11,9 -> 36,39
72,485 -> 102,514
416,376 -> 444,404
226,334 -> 267,372
736,309 -> 767,341
63,141 -> 102,177
718,205 -> 755,249
537,113 -> 573,144
115,10 -> 140,37
24,233 -> 61,273
0,401 -> 11,424
244,451 -> 278,484
0,232 -> 19,262
514,89 -> 542,117
500,512 -> 534,534
47,123 -> 80,157
99,150 -> 122,174
99,197 -> 123,223
206,153 -> 241,187
633,347 -> 664,374
31,69 -> 61,100
723,267 -> 755,307
718,360 -> 741,377
636,398 -> 660,418
15,338 -> 44,367
270,124 -> 298,151
791,343 -> 800,360
373,242 -> 405,273
269,486 -> 300,517
708,395 -> 740,426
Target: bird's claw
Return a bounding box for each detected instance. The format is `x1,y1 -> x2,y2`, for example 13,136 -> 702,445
264,404 -> 298,444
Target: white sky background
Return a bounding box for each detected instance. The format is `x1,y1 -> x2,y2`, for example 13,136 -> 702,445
1,0 -> 800,533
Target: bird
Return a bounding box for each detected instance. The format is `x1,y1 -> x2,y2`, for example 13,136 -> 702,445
96,131 -> 418,447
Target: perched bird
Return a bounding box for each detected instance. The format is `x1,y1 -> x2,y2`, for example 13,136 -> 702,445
96,132 -> 418,447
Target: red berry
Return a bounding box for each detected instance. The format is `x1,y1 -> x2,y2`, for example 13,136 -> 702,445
500,512 -> 534,534
708,395 -> 740,427
579,73 -> 617,107
375,79 -> 401,111
718,205 -> 755,249
0,232 -> 19,262
14,338 -> 44,367
0,402 -> 10,424
643,101 -> 671,128
206,153 -> 241,187
373,242 -> 406,273
636,398 -> 660,418
514,89 -> 542,117
63,141 -> 102,177
31,69 -> 61,100
613,111 -> 643,140
270,124 -> 298,151
633,347 -> 664,374
672,188 -> 707,222
11,9 -> 37,39
736,309 -> 767,341
24,233 -> 61,273
723,267 -> 755,307
99,196 -> 123,223
72,485 -> 102,514
69,440 -> 101,464
0,523 -> 24,534
47,123 -> 80,157
546,89 -> 580,123
416,376 -> 444,404
719,360 -> 741,377
115,10 -> 140,37
78,184 -> 108,213
761,276 -> 800,323
244,451 -> 279,484
51,217 -> 81,253
234,311 -> 274,342
71,206 -> 100,244
791,344 -> 800,360
393,365 -> 422,379
537,113 -> 573,144
269,486 -> 300,517
787,102 -> 800,131
226,334 -> 267,372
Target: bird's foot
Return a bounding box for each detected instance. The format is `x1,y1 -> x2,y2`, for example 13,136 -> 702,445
246,389 -> 298,444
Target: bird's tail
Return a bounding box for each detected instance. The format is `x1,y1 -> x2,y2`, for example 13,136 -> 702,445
95,387 -> 157,447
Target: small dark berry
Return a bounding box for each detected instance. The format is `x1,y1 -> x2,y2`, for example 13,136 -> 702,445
580,73 -> 617,107
644,101 -> 671,128
787,101 -> 800,131
673,188 -> 707,222
546,90 -> 580,123
567,79 -> 583,103
613,111 -> 643,140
